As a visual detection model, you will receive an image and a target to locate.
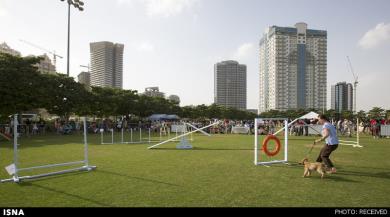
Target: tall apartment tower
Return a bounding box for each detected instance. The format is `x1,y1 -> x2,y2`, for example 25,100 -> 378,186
331,82 -> 353,113
259,22 -> 327,113
90,41 -> 124,89
214,60 -> 247,110
0,42 -> 21,56
78,71 -> 91,87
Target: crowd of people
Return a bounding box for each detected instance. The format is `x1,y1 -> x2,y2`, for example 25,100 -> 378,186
1,116 -> 390,139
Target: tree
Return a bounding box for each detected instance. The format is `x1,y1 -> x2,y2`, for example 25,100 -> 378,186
90,87 -> 120,118
368,107 -> 385,120
207,104 -> 223,119
114,89 -> 139,116
356,110 -> 367,122
341,110 -> 354,120
385,110 -> 390,120
42,74 -> 92,119
0,53 -> 44,118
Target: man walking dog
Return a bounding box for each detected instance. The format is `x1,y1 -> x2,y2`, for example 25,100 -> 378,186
315,114 -> 339,173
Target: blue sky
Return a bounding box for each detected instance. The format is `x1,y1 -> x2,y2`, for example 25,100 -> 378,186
1,0 -> 390,111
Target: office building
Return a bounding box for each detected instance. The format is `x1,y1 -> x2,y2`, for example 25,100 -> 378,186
331,82 -> 353,113
90,41 -> 124,89
214,60 -> 247,110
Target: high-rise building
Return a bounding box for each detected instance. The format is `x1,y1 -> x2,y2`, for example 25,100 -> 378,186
331,82 -> 353,113
0,42 -> 21,56
25,54 -> 56,75
90,41 -> 124,89
143,87 -> 165,98
78,71 -> 91,87
259,22 -> 327,113
36,54 -> 56,74
1,43 -> 56,74
214,60 -> 247,110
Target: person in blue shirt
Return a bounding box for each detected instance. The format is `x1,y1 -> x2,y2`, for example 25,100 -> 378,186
315,114 -> 339,173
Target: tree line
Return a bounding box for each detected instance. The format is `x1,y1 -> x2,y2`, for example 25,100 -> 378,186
1,53 -> 388,122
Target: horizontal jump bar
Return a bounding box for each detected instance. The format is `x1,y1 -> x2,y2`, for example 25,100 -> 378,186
18,161 -> 85,172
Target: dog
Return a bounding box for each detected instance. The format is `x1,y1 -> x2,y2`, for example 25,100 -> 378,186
300,158 -> 326,179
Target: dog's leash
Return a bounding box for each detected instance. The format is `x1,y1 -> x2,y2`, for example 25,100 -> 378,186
305,140 -> 317,158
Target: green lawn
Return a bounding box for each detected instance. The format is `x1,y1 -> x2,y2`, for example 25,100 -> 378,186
0,132 -> 389,207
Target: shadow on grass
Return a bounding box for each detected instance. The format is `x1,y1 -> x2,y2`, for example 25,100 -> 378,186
336,170 -> 390,180
96,169 -> 181,187
324,175 -> 361,183
21,182 -> 112,207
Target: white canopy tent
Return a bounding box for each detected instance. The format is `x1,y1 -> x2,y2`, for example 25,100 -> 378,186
298,111 -> 320,120
273,111 -> 320,135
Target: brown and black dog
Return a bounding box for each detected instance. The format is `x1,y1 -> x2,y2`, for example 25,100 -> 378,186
300,158 -> 326,179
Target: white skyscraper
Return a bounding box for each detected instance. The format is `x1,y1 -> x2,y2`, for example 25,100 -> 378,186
259,22 -> 327,113
90,41 -> 124,89
214,60 -> 247,110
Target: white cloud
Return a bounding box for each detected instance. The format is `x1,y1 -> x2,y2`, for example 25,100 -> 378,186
358,22 -> 390,49
116,0 -> 136,6
234,43 -> 255,60
117,0 -> 198,17
0,0 -> 8,17
135,41 -> 155,52
143,0 -> 198,17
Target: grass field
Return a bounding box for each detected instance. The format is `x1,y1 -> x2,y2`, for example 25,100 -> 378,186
0,132 -> 389,207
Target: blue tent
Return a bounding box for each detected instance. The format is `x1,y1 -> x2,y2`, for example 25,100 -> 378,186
148,114 -> 180,121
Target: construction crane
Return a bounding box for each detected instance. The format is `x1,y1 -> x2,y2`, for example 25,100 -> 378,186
347,56 -> 358,114
19,39 -> 63,68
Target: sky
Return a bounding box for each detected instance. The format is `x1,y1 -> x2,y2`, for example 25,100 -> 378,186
1,0 -> 390,111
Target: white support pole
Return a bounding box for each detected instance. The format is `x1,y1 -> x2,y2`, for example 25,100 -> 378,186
140,128 -> 142,142
111,129 -> 114,144
148,122 -> 219,149
13,114 -> 19,181
121,128 -> 124,143
130,128 -> 133,143
185,122 -> 211,136
100,130 -> 103,144
357,118 -> 360,147
83,117 -> 89,167
284,119 -> 288,162
254,118 -> 258,165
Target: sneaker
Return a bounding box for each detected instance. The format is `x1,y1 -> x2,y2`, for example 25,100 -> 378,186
326,167 -> 337,174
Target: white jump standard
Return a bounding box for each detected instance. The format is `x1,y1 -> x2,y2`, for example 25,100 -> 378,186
148,121 -> 220,149
254,118 -> 289,166
1,115 -> 96,183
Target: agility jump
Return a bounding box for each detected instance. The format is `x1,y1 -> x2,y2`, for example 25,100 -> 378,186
148,121 -> 219,149
100,123 -> 197,145
1,115 -> 96,183
254,118 -> 289,166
